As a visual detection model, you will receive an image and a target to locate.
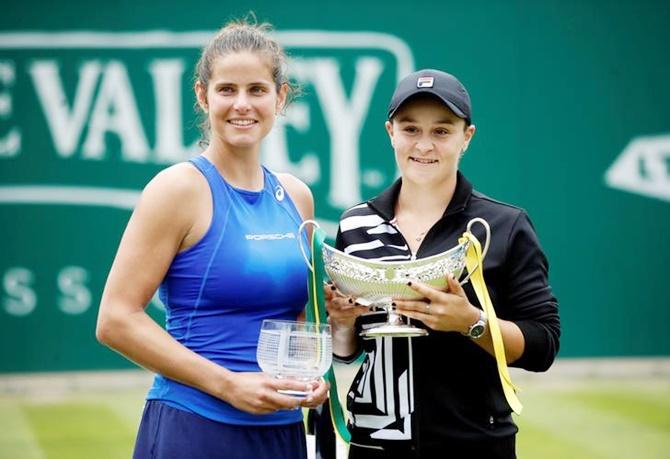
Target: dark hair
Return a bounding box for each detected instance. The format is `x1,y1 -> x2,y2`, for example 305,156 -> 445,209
194,15 -> 298,146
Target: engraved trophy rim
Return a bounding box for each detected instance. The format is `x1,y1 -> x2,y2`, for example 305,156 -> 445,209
322,237 -> 468,268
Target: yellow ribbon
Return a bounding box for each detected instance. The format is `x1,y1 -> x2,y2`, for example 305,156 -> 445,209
459,232 -> 523,415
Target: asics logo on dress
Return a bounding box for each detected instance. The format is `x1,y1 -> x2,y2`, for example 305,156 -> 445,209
245,233 -> 296,241
275,185 -> 285,201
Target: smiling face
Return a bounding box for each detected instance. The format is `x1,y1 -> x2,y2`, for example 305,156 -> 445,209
195,51 -> 287,153
386,95 -> 475,187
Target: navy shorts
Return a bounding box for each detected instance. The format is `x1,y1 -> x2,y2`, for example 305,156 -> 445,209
133,400 -> 307,459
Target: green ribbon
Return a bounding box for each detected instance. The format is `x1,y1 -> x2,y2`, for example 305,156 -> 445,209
305,226 -> 351,443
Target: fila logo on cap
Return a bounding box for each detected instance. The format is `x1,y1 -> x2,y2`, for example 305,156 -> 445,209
417,76 -> 434,88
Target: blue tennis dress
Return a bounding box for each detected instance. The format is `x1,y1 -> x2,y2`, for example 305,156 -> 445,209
147,155 -> 308,426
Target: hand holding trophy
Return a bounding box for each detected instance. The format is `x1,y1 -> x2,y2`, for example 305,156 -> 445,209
256,319 -> 332,397
299,218 -> 490,338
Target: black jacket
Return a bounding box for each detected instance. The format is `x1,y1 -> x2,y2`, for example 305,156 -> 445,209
334,172 -> 560,454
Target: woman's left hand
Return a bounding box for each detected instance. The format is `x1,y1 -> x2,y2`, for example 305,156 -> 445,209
394,275 -> 481,333
300,378 -> 330,409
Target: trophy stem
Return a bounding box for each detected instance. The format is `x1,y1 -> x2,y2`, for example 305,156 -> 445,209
360,302 -> 428,339
386,309 -> 406,326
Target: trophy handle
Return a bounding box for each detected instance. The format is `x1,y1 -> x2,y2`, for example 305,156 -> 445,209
459,218 -> 491,285
297,219 -> 321,273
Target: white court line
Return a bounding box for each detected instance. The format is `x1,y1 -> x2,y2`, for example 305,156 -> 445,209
0,401 -> 46,459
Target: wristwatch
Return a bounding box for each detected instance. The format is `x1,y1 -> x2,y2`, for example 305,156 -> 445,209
463,309 -> 487,339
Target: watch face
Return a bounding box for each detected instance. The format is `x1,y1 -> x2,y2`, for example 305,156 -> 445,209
470,324 -> 485,338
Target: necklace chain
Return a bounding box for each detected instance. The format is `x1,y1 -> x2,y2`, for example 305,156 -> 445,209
391,217 -> 432,244
415,229 -> 428,242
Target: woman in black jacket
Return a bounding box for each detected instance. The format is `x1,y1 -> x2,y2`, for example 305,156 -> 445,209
325,68 -> 560,459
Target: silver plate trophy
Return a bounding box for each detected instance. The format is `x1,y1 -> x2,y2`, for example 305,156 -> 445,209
299,218 -> 490,338
256,319 -> 332,397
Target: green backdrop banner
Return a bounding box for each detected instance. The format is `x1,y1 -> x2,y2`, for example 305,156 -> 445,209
1,1 -> 669,372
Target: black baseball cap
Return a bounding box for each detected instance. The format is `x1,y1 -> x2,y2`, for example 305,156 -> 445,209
387,69 -> 472,123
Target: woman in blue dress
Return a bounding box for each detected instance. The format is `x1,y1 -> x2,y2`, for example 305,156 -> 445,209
96,18 -> 329,459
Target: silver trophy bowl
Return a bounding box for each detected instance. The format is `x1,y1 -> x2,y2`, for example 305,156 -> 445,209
299,218 -> 490,339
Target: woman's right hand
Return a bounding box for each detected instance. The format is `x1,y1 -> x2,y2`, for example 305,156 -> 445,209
324,283 -> 368,329
324,283 -> 368,358
223,372 -> 313,414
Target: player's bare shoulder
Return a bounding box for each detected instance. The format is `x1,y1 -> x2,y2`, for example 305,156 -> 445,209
133,161 -> 210,235
149,160 -> 206,193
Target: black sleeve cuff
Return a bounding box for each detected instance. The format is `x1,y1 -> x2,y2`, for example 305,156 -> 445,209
512,318 -> 560,372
